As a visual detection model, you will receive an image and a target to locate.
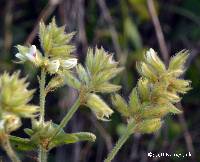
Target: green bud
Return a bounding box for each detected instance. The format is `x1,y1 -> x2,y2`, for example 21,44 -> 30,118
95,82 -> 121,93
129,88 -> 141,114
140,105 -> 174,119
135,118 -> 162,134
137,78 -> 150,102
86,94 -> 113,121
145,48 -> 166,73
76,64 -> 89,84
169,50 -> 189,72
136,62 -> 157,82
111,94 -> 129,117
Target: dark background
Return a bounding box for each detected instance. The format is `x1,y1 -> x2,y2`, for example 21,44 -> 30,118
0,0 -> 199,162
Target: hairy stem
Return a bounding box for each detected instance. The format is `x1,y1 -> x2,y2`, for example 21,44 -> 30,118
39,146 -> 48,162
104,120 -> 135,162
39,68 -> 46,122
50,96 -> 81,141
38,68 -> 47,162
1,133 -> 21,162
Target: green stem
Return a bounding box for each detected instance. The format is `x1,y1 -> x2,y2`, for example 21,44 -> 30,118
39,146 -> 48,162
38,69 -> 47,162
104,120 -> 135,162
1,134 -> 21,162
39,69 -> 46,122
50,96 -> 81,141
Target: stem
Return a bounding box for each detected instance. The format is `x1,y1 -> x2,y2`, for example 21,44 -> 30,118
38,68 -> 47,162
104,120 -> 135,162
50,96 -> 81,141
1,134 -> 21,162
39,146 -> 48,162
39,69 -> 46,122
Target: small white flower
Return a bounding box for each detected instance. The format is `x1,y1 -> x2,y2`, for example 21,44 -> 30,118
47,60 -> 60,74
15,45 -> 41,66
146,48 -> 157,61
25,45 -> 37,62
61,58 -> 78,69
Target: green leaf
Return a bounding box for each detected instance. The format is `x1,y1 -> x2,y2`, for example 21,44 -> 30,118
49,132 -> 96,149
10,136 -> 37,151
124,17 -> 142,49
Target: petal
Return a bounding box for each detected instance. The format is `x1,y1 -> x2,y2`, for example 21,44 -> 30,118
29,45 -> 37,55
15,53 -> 26,61
25,53 -> 36,62
62,58 -> 77,69
48,60 -> 60,73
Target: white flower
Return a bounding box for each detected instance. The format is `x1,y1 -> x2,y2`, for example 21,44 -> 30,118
15,45 -> 41,66
61,58 -> 77,69
146,48 -> 157,61
47,60 -> 60,74
25,45 -> 37,62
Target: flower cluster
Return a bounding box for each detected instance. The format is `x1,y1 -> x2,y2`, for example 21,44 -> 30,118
0,72 -> 38,133
64,47 -> 123,120
15,18 -> 77,75
112,48 -> 191,133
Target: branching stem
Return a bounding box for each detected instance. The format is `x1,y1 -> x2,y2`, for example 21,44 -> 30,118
50,96 -> 81,141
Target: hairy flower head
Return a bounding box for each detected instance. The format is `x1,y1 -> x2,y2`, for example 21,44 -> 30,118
0,72 -> 38,133
64,47 -> 123,93
112,48 -> 191,134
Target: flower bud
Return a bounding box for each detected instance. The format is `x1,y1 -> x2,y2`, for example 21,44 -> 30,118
86,94 -> 113,121
60,58 -> 77,69
135,118 -> 162,134
15,45 -> 42,66
145,48 -> 166,73
47,60 -> 60,74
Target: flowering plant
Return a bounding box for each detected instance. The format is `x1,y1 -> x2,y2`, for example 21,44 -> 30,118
0,18 -> 191,162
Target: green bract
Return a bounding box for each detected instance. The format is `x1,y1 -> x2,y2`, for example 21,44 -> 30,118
112,48 -> 191,134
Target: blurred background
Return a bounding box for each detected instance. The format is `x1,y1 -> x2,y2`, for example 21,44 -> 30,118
0,0 -> 199,162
